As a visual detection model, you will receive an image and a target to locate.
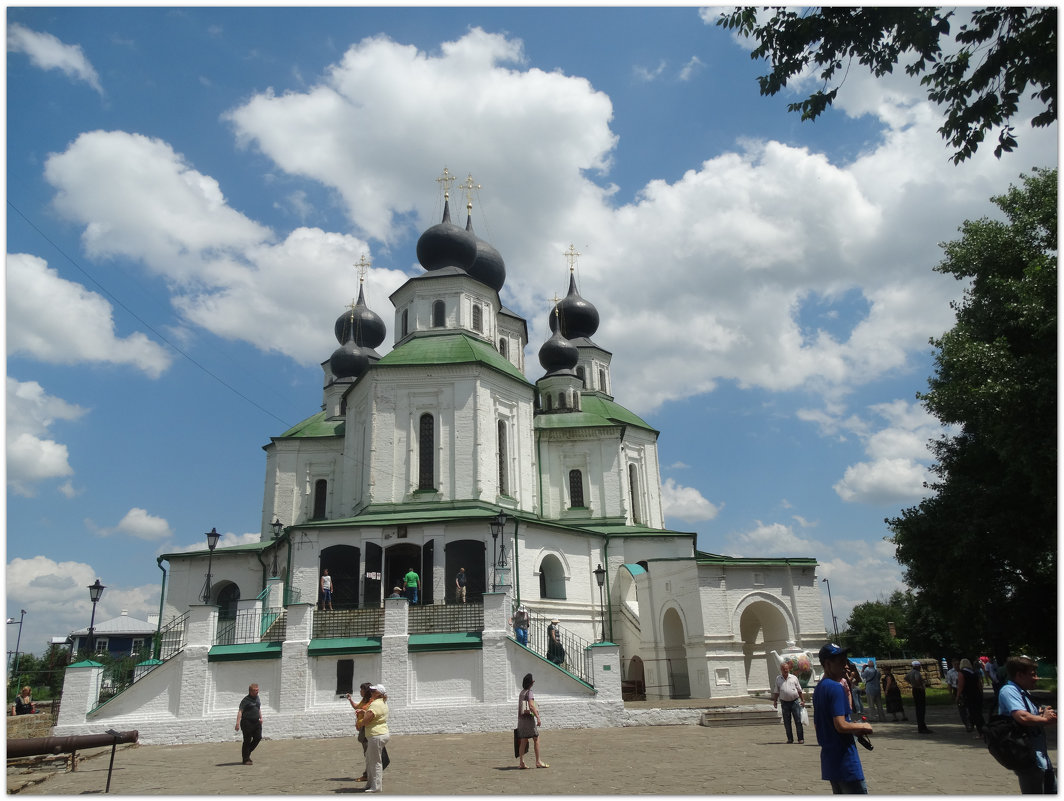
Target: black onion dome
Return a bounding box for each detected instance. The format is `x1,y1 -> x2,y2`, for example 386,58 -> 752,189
549,272 -> 600,339
329,340 -> 370,380
334,285 -> 386,349
538,326 -> 579,374
464,214 -> 506,292
416,198 -> 477,272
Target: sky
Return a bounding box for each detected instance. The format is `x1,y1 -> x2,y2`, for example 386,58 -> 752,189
5,6 -> 1057,659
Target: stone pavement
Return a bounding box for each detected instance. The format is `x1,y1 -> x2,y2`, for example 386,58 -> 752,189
10,704 -> 1054,795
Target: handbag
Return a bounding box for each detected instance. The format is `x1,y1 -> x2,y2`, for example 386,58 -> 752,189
513,727 -> 521,758
799,704 -> 809,726
520,698 -> 532,716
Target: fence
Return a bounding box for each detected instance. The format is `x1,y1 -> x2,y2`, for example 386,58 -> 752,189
312,608 -> 385,639
523,608 -> 594,686
408,602 -> 484,634
215,607 -> 287,646
156,612 -> 189,661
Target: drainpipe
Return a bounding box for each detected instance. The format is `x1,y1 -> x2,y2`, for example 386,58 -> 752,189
284,529 -> 294,606
254,547 -> 269,592
603,537 -> 613,643
154,557 -> 168,660
512,516 -> 521,605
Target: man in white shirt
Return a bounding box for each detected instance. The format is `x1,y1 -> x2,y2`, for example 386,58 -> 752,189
772,660 -> 807,744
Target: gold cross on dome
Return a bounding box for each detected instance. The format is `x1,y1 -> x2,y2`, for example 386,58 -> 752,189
435,167 -> 456,200
550,293 -> 562,317
459,173 -> 481,210
355,254 -> 371,284
563,244 -> 580,273
347,298 -> 358,313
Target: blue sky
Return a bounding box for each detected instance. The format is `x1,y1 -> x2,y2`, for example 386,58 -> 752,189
5,6 -> 1057,656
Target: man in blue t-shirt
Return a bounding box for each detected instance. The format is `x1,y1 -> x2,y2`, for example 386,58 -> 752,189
813,643 -> 874,794
997,655 -> 1057,794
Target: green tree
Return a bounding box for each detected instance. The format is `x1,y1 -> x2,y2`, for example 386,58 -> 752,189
716,7 -> 1056,163
887,168 -> 1057,661
844,596 -> 905,657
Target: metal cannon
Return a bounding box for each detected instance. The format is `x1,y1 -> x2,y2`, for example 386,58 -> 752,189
8,729 -> 138,789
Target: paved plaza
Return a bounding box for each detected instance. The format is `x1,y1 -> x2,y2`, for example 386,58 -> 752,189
9,704 -> 1054,795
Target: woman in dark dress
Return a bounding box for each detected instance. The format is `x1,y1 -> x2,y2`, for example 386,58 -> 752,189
546,620 -> 565,666
882,667 -> 908,721
516,673 -> 548,769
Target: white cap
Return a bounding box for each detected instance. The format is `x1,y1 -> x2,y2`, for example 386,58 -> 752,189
370,684 -> 387,695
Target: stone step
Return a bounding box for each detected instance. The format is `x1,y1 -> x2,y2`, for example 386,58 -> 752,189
699,706 -> 781,727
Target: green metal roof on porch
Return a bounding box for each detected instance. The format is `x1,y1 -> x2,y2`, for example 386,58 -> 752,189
160,539 -> 273,560
308,636 -> 382,656
407,632 -> 482,652
375,333 -> 531,384
621,563 -> 647,577
694,549 -> 818,567
534,394 -> 658,434
276,410 -> 345,439
208,642 -> 283,662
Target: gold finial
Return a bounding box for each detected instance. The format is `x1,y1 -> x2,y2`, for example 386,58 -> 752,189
563,243 -> 580,273
550,293 -> 563,318
355,254 -> 371,285
459,173 -> 481,211
435,166 -> 456,200
347,298 -> 358,314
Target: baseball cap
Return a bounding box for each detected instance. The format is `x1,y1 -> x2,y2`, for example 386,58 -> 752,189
817,642 -> 848,662
370,684 -> 387,695
550,618 -> 559,624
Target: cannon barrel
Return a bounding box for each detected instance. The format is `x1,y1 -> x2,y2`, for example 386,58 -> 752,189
7,730 -> 139,759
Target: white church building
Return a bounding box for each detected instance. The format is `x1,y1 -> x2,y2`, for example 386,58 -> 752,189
54,176 -> 827,745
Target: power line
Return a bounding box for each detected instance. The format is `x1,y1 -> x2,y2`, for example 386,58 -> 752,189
7,200 -> 293,428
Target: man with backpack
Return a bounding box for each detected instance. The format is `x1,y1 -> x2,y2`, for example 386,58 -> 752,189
995,655 -> 1057,793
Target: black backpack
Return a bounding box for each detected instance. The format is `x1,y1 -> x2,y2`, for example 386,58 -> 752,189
985,713 -> 1039,771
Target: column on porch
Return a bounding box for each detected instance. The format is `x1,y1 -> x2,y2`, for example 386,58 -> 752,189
178,603 -> 218,717
379,595 -> 410,706
280,602 -> 314,713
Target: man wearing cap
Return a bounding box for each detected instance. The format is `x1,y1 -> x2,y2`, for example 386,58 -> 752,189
361,684 -> 390,793
904,660 -> 933,734
813,643 -> 874,794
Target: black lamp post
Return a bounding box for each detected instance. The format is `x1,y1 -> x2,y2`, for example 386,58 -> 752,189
270,519 -> 284,578
822,577 -> 839,639
6,610 -> 25,680
87,580 -> 105,655
489,511 -> 508,592
593,563 -> 606,642
201,527 -> 220,604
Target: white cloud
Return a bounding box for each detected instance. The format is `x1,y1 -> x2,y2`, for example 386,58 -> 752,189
633,60 -> 667,83
728,520 -> 819,558
661,478 -> 720,523
164,531 -> 261,554
91,508 -> 173,541
7,22 -> 102,93
678,56 -> 705,82
7,252 -> 172,376
6,378 -> 86,497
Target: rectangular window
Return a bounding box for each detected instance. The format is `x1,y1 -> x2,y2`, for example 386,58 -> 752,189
336,659 -> 354,696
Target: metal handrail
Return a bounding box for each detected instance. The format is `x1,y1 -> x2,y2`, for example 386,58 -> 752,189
522,607 -> 594,686
408,602 -> 484,634
216,607 -> 286,645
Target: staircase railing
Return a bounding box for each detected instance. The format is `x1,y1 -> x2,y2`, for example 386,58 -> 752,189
522,607 -> 594,686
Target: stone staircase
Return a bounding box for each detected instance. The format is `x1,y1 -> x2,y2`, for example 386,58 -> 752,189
698,705 -> 780,727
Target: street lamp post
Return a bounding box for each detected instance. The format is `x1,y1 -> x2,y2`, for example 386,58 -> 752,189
489,511 -> 508,592
87,580 -> 106,656
201,527 -> 221,604
593,564 -> 607,642
821,577 -> 839,640
6,610 -> 25,681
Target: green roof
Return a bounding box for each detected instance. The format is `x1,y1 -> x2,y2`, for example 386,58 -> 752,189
376,333 -> 531,384
408,632 -> 483,652
276,410 -> 345,439
308,637 -> 382,656
694,549 -> 818,567
535,393 -> 658,434
208,642 -> 283,662
160,540 -> 273,560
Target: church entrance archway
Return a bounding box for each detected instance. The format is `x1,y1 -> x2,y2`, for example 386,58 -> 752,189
385,543 -> 424,603
320,545 -> 360,609
445,540 -> 486,603
739,599 -> 790,692
662,607 -> 690,699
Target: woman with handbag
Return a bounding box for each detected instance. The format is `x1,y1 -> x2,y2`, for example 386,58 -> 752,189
516,673 -> 548,769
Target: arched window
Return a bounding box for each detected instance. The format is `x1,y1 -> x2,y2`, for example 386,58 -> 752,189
599,369 -> 607,393
432,300 -> 445,328
401,309 -> 409,338
472,305 -> 483,333
568,469 -> 584,508
313,479 -> 328,519
499,338 -> 508,359
497,420 -> 508,496
544,395 -> 552,411
418,413 -> 435,490
576,365 -> 585,385
538,554 -> 566,599
628,464 -> 642,524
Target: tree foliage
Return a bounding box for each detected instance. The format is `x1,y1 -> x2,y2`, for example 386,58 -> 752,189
887,168 -> 1057,661
717,7 -> 1057,163
844,590 -> 957,658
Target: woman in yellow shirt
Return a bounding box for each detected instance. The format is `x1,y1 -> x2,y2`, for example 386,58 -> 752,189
360,685 -> 390,793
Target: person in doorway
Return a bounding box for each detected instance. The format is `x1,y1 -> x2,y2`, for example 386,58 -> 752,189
546,619 -> 565,665
860,661 -> 885,723
905,660 -> 932,733
772,660 -> 806,744
320,569 -> 334,612
455,567 -> 467,603
516,673 -> 548,769
361,684 -> 391,793
997,655 -> 1057,794
403,567 -> 420,605
234,683 -> 262,765
813,643 -> 873,794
